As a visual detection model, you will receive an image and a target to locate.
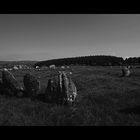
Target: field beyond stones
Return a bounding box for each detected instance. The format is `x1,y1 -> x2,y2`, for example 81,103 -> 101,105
1,65 -> 140,126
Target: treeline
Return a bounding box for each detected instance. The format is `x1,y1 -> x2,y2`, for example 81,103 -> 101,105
124,57 -> 140,65
34,55 -> 124,67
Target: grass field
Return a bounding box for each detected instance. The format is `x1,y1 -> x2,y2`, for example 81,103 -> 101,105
0,65 -> 140,126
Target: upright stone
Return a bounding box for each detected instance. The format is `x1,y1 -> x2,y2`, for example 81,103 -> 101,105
0,79 -> 4,95
1,70 -> 24,96
23,73 -> 40,98
45,71 -> 77,105
122,66 -> 131,77
45,75 -> 59,103
61,71 -> 77,105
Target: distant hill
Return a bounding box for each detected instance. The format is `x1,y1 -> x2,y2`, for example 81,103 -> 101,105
1,55 -> 140,68
0,61 -> 37,64
34,55 -> 124,67
0,61 -> 38,68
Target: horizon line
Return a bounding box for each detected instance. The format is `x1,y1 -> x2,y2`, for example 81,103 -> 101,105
1,54 -> 140,62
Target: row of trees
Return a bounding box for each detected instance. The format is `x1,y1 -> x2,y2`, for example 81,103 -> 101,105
34,55 -> 125,67
124,57 -> 140,65
34,55 -> 140,67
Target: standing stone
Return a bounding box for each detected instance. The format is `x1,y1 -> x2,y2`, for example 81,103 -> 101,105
45,75 -> 59,103
23,73 -> 40,98
0,79 -> 4,95
61,66 -> 65,69
122,66 -> 131,77
49,64 -> 56,69
13,66 -> 18,70
60,71 -> 77,105
1,70 -> 24,97
45,71 -> 77,105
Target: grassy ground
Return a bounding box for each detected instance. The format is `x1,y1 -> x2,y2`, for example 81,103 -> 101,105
0,65 -> 140,126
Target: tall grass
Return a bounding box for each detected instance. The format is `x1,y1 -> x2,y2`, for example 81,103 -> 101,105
0,66 -> 140,125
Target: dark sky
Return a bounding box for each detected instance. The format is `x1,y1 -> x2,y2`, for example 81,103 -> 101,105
0,14 -> 140,61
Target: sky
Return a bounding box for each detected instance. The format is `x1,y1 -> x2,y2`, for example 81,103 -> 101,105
0,14 -> 140,61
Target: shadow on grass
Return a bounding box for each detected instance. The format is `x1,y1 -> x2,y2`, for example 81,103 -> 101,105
118,74 -> 132,78
119,105 -> 140,115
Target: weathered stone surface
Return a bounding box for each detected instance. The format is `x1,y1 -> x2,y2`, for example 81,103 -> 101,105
13,66 -> 18,70
60,71 -> 77,105
2,70 -> 23,96
45,71 -> 77,105
122,66 -> 131,77
45,76 -> 59,103
23,73 -> 40,98
49,65 -> 56,69
0,79 -> 4,95
61,66 -> 65,69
